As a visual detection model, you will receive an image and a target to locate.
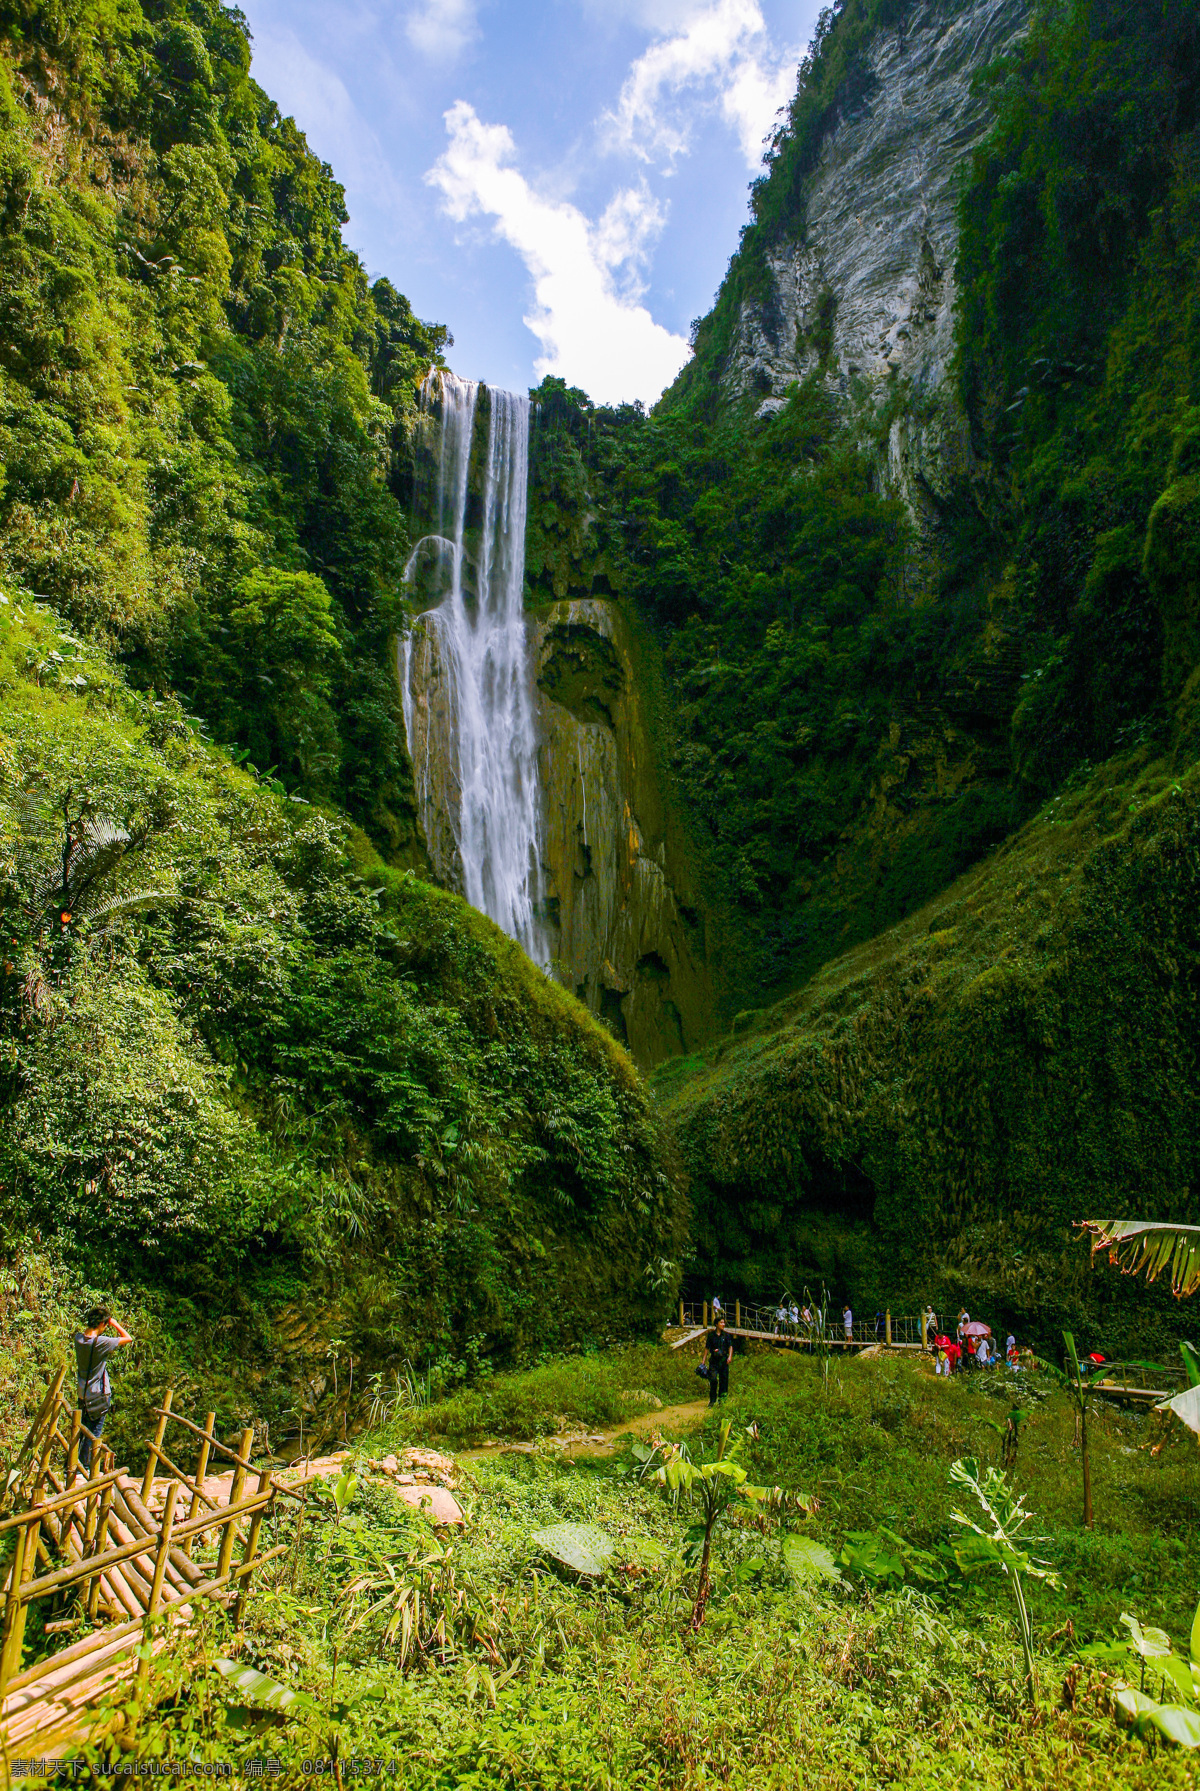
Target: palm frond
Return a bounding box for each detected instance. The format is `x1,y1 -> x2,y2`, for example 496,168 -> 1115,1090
1078,1219 -> 1200,1297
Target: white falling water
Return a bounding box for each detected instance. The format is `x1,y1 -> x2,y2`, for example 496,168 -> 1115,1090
399,370 -> 545,961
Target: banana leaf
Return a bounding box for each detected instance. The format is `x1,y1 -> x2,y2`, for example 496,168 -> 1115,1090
1116,1686 -> 1200,1747
1079,1220 -> 1200,1296
1157,1384 -> 1200,1435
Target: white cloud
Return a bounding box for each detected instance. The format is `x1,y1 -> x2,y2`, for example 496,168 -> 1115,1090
405,0 -> 477,61
428,102 -> 690,407
605,0 -> 798,170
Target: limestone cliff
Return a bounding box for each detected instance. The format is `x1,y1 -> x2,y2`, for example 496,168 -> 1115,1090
533,600 -> 715,1064
725,0 -> 1030,525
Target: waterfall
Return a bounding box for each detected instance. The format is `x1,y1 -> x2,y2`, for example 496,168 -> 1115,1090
399,370 -> 545,962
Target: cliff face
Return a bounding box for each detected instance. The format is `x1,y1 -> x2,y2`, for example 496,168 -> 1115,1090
727,0 -> 1030,522
533,600 -> 715,1064
398,384 -> 720,1066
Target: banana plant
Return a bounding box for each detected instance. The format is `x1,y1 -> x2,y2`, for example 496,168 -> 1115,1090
654,1418 -> 784,1630
1080,1599 -> 1200,1747
1062,1331 -> 1098,1527
948,1458 -> 1059,1705
1078,1219 -> 1200,1296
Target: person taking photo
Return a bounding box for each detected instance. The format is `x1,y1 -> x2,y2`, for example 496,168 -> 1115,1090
74,1306 -> 133,1470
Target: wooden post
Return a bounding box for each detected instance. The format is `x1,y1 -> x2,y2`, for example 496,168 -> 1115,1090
920,1311 -> 927,1351
182,1412 -> 216,1560
138,1482 -> 178,1687
679,1299 -> 685,1328
231,1471 -> 272,1628
14,1365 -> 67,1471
885,1310 -> 892,1347
216,1430 -> 253,1584
141,1387 -> 174,1504
735,1300 -> 741,1328
0,1517 -> 33,1690
86,1483 -> 115,1620
66,1407 -> 81,1480
703,1301 -> 708,1328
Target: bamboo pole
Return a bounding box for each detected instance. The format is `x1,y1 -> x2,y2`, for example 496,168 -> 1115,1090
86,1484 -> 115,1619
0,1518 -> 30,1691
231,1471 -> 272,1628
182,1413 -> 216,1558
141,1388 -> 174,1504
144,1439 -> 220,1512
735,1300 -> 741,1327
138,1482 -> 178,1688
886,1310 -> 892,1347
0,1468 -> 125,1533
920,1311 -> 927,1351
12,1366 -> 67,1472
16,1488 -> 274,1605
217,1430 -> 253,1584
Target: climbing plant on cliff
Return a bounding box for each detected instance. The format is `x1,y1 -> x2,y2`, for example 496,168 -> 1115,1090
0,0 -> 448,855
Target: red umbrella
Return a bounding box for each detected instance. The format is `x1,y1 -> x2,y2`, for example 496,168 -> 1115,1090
962,1321 -> 992,1338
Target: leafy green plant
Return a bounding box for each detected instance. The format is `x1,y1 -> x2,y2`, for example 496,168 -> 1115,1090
948,1458 -> 1060,1705
838,1526 -> 947,1588
530,1523 -> 615,1579
655,1418 -> 785,1629
1081,1600 -> 1200,1748
781,1533 -> 841,1584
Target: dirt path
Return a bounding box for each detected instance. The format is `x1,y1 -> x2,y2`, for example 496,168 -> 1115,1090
459,1396 -> 711,1463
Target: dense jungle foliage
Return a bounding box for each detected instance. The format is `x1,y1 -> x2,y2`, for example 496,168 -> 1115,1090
48,1347 -> 1200,1786
653,743 -> 1200,1358
0,549 -> 685,1448
525,0 -> 1200,1003
0,0 -> 449,855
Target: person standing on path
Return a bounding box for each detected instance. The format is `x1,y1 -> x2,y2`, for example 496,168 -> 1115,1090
843,1305 -> 854,1344
706,1316 -> 734,1406
74,1306 -> 133,1470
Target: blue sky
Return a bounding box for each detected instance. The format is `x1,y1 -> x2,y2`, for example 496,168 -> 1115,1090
237,0 -> 823,405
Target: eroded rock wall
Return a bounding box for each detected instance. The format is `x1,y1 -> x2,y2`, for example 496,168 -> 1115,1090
729,0 -> 1030,523
533,600 -> 715,1065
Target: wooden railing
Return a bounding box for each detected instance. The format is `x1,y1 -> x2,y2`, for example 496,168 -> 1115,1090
0,1370 -> 298,1756
678,1303 -> 925,1347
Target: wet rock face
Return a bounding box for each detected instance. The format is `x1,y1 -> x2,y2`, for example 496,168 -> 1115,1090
728,0 -> 1030,520
533,599 -> 714,1066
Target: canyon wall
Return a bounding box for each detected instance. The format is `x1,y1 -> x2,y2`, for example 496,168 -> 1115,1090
725,0 -> 1030,526
533,599 -> 715,1065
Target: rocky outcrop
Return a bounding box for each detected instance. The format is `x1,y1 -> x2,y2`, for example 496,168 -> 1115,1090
533,599 -> 715,1065
728,0 -> 1030,523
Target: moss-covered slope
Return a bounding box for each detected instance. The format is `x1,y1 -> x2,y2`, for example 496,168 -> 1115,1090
653,739 -> 1200,1356
0,598 -> 687,1446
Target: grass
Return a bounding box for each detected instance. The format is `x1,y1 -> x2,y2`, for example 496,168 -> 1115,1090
387,1343 -> 706,1447
48,1344 -> 1200,1787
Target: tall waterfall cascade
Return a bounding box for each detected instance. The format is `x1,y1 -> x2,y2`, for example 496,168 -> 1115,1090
398,370 -> 546,962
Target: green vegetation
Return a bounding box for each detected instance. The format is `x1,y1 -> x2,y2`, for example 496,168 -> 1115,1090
46,1347 -> 1200,1786
0,598 -> 686,1458
0,0 -> 448,852
654,745 -> 1200,1359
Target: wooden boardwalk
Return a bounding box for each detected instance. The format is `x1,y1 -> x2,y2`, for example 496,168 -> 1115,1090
673,1303 -> 926,1352
0,1373 -> 294,1760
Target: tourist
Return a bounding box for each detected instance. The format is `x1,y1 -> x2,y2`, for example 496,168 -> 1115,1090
843,1304 -> 853,1343
924,1305 -> 938,1350
790,1301 -> 800,1338
706,1315 -> 734,1406
711,1294 -> 722,1320
875,1311 -> 885,1342
1006,1333 -> 1020,1369
775,1302 -> 788,1336
956,1308 -> 970,1346
800,1304 -> 812,1352
74,1306 -> 133,1470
